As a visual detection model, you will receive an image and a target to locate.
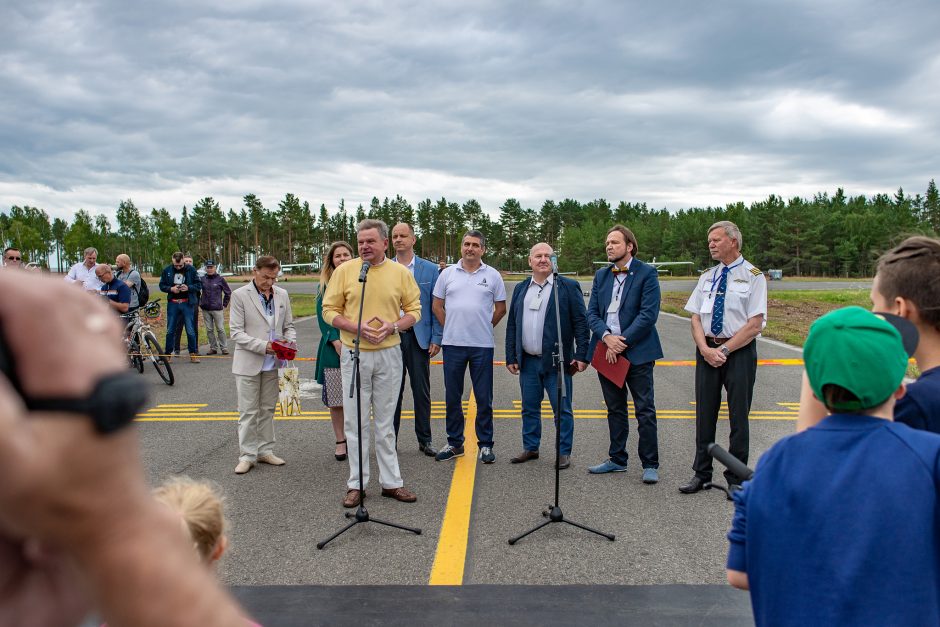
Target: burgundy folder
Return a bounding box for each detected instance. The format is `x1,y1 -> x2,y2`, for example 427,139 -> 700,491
591,342 -> 630,387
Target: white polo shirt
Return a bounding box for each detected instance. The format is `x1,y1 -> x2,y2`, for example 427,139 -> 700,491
433,260 -> 506,347
684,255 -> 767,338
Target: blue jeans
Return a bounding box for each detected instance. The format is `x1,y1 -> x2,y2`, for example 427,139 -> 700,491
442,345 -> 494,449
520,353 -> 574,455
166,301 -> 197,354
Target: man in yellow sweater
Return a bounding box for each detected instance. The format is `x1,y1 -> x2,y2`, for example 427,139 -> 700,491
322,219 -> 423,508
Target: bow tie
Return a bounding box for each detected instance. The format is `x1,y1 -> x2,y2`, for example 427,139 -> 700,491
611,265 -> 628,274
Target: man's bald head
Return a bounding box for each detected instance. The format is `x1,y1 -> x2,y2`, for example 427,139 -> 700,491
529,242 -> 553,257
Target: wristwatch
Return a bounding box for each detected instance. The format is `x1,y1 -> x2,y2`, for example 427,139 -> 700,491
720,346 -> 731,357
23,372 -> 149,434
393,322 -> 400,335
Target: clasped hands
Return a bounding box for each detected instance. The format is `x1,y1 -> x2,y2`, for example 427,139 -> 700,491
361,316 -> 395,344
602,333 -> 627,364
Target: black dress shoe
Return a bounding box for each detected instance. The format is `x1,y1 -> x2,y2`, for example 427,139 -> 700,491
678,476 -> 708,494
418,442 -> 438,457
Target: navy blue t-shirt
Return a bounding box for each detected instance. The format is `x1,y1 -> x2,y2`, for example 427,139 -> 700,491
100,277 -> 132,308
727,414 -> 940,626
895,366 -> 940,434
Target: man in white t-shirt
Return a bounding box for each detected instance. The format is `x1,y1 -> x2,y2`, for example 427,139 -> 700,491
431,230 -> 507,464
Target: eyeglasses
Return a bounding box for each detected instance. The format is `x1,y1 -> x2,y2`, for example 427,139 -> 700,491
6,256 -> 21,261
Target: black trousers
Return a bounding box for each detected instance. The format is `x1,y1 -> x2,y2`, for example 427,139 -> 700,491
393,329 -> 433,445
598,361 -> 659,468
692,339 -> 757,484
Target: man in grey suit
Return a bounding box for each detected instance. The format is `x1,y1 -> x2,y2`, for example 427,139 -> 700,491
230,255 -> 296,475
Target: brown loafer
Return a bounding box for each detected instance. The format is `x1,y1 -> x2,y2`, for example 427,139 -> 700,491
557,454 -> 571,470
343,489 -> 364,508
511,450 -> 539,464
381,487 -> 417,503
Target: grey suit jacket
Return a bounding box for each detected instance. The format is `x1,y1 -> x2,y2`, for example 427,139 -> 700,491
229,283 -> 296,376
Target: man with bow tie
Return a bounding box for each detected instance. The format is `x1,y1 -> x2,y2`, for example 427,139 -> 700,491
585,225 -> 663,482
679,221 -> 767,498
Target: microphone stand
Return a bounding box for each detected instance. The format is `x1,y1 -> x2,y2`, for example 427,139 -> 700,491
509,261 -> 615,545
702,443 -> 754,500
317,261 -> 422,549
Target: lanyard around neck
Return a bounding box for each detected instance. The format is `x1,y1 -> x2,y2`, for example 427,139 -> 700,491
710,259 -> 744,293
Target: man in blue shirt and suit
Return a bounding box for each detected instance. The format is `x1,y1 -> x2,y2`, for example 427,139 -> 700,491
505,243 -> 590,469
391,223 -> 444,456
585,225 -> 663,482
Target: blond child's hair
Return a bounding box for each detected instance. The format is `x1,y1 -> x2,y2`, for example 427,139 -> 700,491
153,476 -> 227,563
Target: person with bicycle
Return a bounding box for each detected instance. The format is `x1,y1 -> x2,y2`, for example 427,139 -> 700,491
96,264 -> 131,315
115,254 -> 142,312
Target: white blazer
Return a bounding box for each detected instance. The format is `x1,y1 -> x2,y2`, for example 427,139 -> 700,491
229,283 -> 296,376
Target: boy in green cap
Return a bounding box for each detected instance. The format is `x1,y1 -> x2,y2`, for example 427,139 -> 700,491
726,306 -> 940,625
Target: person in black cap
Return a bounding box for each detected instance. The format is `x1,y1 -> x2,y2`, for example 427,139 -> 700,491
200,260 -> 232,355
726,306 -> 940,625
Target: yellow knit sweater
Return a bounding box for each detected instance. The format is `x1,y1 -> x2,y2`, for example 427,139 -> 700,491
321,257 -> 421,350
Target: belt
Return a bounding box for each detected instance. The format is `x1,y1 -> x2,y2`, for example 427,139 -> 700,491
706,337 -> 729,346
523,351 -> 542,359
169,298 -> 188,304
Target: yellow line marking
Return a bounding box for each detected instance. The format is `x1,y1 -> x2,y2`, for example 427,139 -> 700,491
429,391 -> 478,586
156,404 -> 208,407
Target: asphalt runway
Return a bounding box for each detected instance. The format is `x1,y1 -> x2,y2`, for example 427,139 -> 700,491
133,281 -> 807,624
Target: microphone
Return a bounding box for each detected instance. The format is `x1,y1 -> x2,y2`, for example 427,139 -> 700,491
358,260 -> 371,282
550,254 -> 559,275
707,443 -> 753,481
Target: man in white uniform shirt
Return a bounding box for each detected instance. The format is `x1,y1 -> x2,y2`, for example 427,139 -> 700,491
678,220 -> 767,497
432,230 -> 507,464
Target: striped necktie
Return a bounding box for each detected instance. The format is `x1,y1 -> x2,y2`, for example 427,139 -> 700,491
710,266 -> 730,336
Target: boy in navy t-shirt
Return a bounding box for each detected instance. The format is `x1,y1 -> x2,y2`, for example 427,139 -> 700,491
727,306 -> 940,626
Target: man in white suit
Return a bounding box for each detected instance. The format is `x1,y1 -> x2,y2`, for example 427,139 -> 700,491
230,255 -> 296,475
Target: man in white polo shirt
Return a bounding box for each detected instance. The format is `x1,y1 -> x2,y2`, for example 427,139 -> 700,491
432,230 -> 507,464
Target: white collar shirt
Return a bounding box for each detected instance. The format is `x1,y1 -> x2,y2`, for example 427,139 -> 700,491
683,255 -> 768,338
521,275 -> 554,356
605,257 -> 633,336
66,261 -> 103,291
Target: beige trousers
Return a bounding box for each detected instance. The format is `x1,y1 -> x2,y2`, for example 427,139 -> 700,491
235,369 -> 279,463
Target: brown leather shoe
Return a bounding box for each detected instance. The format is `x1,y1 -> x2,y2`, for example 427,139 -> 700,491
190,354 -> 200,363
557,454 -> 571,470
511,450 -> 539,464
381,487 -> 417,503
343,489 -> 364,508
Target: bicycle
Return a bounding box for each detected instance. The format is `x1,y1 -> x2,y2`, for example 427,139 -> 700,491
122,302 -> 174,386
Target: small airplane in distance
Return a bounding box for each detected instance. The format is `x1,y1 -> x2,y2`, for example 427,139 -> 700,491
593,257 -> 694,274
232,262 -> 319,278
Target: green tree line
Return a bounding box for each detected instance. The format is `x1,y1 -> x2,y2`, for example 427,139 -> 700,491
2,180 -> 938,276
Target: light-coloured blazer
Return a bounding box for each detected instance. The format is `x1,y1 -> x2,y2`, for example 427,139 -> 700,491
229,283 -> 296,376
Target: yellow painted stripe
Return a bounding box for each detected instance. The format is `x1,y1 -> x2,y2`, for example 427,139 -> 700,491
156,404 -> 208,407
429,391 -> 479,586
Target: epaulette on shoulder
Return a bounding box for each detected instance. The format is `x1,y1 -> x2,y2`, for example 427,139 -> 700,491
749,267 -> 762,276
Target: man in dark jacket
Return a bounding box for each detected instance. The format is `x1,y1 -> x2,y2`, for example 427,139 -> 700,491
200,260 -> 232,355
159,251 -> 202,363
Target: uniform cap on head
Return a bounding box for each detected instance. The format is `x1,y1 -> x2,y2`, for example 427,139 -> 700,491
205,260 -> 216,267
804,306 -> 917,411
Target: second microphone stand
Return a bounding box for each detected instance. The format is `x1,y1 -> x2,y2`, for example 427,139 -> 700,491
509,263 -> 615,545
317,261 -> 422,549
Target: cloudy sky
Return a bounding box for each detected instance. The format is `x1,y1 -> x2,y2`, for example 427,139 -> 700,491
2,0 -> 939,222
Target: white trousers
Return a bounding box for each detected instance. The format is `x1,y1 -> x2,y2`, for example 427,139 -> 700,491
340,346 -> 404,490
235,370 -> 279,463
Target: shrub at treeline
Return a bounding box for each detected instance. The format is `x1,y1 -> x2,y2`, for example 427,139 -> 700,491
3,181 -> 939,277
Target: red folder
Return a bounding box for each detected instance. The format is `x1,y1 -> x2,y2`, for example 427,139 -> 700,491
591,342 -> 630,387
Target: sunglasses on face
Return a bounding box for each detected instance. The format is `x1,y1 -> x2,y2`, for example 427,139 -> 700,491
6,256 -> 21,261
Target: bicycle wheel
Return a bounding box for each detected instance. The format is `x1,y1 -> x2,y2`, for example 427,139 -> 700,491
144,332 -> 174,386
129,337 -> 145,373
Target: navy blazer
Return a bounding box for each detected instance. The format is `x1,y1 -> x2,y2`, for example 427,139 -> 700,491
406,255 -> 444,350
505,275 -> 590,373
586,258 -> 663,366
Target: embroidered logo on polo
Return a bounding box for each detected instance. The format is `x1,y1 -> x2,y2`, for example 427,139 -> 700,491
477,278 -> 488,286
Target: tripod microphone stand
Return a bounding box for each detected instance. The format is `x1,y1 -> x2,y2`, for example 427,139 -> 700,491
509,256 -> 615,545
317,260 -> 422,549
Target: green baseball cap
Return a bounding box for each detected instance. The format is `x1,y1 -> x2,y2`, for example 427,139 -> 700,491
804,306 -> 917,411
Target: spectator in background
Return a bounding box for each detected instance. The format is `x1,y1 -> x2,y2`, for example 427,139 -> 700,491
96,264 -> 131,315
160,252 -> 201,363
115,254 -> 142,312
173,254 -> 202,357
200,260 -> 232,355
65,247 -> 103,292
3,246 -> 23,269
